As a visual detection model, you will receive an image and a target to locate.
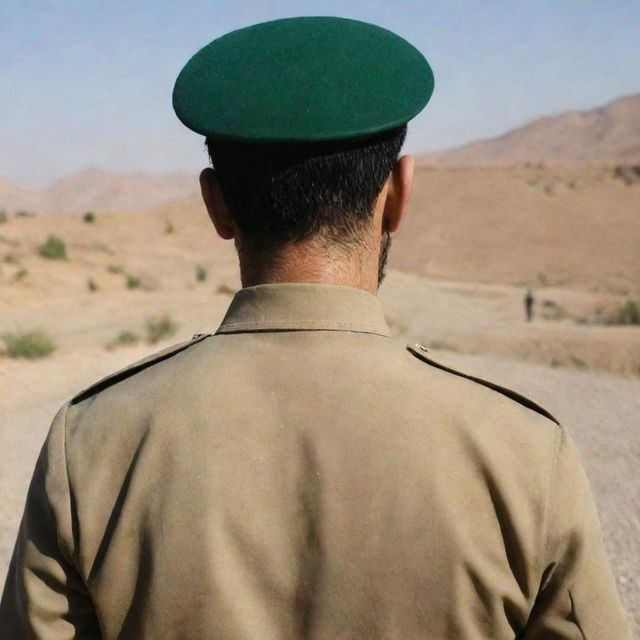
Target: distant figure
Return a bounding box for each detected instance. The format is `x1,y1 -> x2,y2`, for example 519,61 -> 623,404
525,288 -> 535,322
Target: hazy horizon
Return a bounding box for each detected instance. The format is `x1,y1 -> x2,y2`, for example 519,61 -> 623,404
3,0 -> 640,187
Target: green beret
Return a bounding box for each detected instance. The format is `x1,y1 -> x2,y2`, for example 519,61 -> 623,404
173,16 -> 434,142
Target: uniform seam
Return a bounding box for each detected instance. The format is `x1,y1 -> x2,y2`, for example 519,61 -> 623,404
216,324 -> 390,337
218,320 -> 385,330
405,345 -> 559,425
71,334 -> 210,404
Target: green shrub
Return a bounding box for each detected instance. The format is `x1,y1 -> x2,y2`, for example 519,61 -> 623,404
38,235 -> 67,260
3,252 -> 18,264
125,273 -> 141,289
87,277 -> 98,292
568,355 -> 586,369
106,329 -> 140,350
1,330 -> 56,359
216,283 -> 236,296
83,211 -> 96,223
613,165 -> 640,186
540,299 -> 566,321
608,300 -> 640,326
164,221 -> 175,235
145,313 -> 178,344
13,268 -> 28,281
195,264 -> 207,282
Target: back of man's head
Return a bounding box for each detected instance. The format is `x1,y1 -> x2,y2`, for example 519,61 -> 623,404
205,125 -> 407,255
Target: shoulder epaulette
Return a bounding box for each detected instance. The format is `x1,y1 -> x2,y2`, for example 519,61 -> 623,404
71,333 -> 211,405
407,344 -> 559,425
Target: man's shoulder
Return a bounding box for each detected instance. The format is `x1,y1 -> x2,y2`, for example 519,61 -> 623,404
405,343 -> 559,428
70,333 -> 212,406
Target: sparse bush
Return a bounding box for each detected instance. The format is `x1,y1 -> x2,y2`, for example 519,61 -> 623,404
15,210 -> 35,218
0,210 -> 7,223
164,221 -> 175,235
38,235 -> 67,260
13,268 -> 28,281
87,277 -> 98,292
106,329 -> 140,350
125,273 -> 141,289
145,313 -> 178,344
568,355 -> 586,369
540,299 -> 566,321
195,264 -> 207,282
3,252 -> 18,263
613,165 -> 640,186
216,284 -> 236,296
83,211 -> 96,223
106,264 -> 123,274
608,299 -> 640,326
1,329 -> 56,359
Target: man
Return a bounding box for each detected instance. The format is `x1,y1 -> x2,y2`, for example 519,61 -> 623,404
0,16 -> 630,639
525,288 -> 535,322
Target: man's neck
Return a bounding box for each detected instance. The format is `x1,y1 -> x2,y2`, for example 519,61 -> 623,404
237,237 -> 379,294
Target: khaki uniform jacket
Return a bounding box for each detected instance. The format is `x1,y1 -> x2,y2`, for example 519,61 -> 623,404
1,284 -> 631,639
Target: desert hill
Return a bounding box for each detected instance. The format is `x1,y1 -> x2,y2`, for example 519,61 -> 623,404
0,168 -> 197,216
395,163 -> 640,294
423,94 -> 640,166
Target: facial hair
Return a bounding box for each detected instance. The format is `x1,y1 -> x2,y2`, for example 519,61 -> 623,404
378,231 -> 392,286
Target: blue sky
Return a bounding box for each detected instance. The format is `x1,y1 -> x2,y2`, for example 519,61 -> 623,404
2,0 -> 639,186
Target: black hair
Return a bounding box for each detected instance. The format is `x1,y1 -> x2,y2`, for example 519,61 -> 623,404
205,125 -> 406,253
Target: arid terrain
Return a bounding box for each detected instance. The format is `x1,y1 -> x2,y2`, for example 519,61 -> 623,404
424,93 -> 640,166
1,97 -> 639,632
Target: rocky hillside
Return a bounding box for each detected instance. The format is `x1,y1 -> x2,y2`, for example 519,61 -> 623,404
423,94 -> 640,166
0,169 -> 197,216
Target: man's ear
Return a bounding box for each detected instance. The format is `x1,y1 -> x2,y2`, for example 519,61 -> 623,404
382,154 -> 414,233
200,168 -> 236,240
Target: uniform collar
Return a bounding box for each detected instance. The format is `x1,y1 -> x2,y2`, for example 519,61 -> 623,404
216,283 -> 390,337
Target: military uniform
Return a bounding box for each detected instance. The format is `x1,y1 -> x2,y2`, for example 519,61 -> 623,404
0,284 -> 631,638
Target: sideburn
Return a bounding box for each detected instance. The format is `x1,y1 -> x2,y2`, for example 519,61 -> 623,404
378,231 -> 392,286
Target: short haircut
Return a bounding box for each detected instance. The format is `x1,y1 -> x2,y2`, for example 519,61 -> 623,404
205,125 -> 406,253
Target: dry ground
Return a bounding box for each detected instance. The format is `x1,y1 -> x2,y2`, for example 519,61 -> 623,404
401,164 -> 640,294
1,197 -> 639,633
